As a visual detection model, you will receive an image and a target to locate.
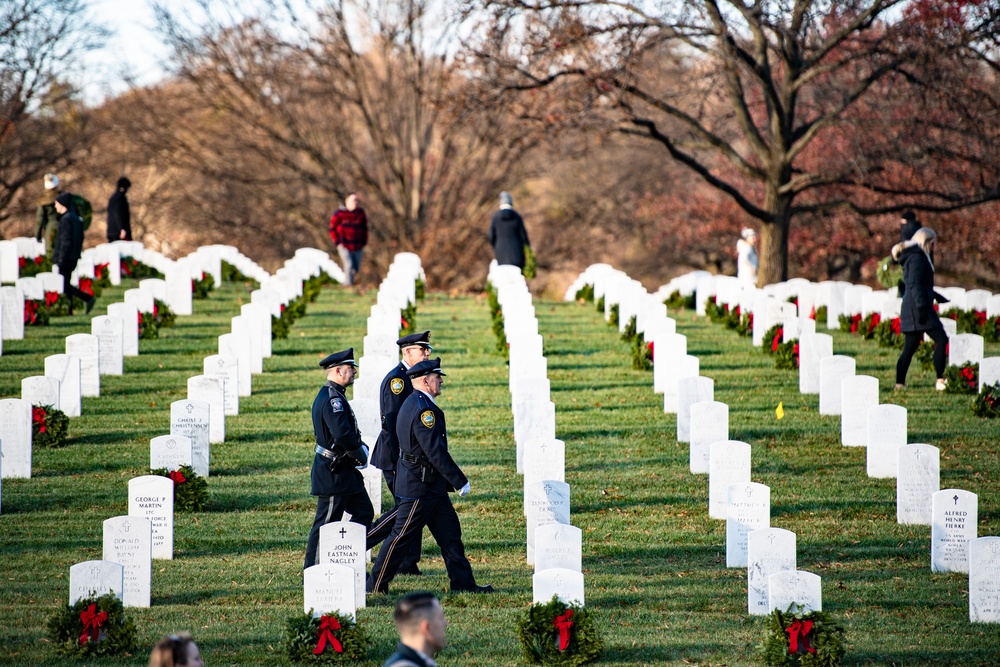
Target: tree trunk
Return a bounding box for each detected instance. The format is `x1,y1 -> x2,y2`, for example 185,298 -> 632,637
758,208 -> 791,286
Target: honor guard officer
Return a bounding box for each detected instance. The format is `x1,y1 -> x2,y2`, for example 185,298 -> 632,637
367,331 -> 433,575
367,358 -> 494,595
304,348 -> 374,569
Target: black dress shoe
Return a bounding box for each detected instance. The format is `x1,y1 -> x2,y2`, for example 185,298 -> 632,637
85,297 -> 96,314
470,584 -> 495,593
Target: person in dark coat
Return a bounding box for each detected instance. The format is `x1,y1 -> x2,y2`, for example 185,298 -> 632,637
52,192 -> 96,315
106,176 -> 132,242
892,228 -> 948,390
304,349 -> 374,568
381,592 -> 447,667
899,210 -> 922,242
35,173 -> 60,254
367,358 -> 494,595
367,331 -> 433,575
489,191 -> 530,268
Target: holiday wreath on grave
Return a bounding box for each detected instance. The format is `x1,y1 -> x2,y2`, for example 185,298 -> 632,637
32,404 -> 70,448
517,596 -> 603,666
18,254 -> 52,277
756,606 -> 846,667
286,610 -> 368,663
151,465 -> 207,512
485,282 -> 508,358
943,362 -> 978,395
192,272 -> 215,299
523,244 -> 537,279
46,592 -> 138,658
120,256 -> 163,280
23,298 -> 51,326
94,263 -> 112,288
972,382 -> 1000,418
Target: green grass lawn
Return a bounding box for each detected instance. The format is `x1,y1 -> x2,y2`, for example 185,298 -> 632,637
0,279 -> 998,666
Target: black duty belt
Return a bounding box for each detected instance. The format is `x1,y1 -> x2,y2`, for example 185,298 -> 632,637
315,445 -> 340,461
400,452 -> 431,467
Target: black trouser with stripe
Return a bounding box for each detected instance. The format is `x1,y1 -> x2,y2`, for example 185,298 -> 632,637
367,495 -> 476,594
366,469 -> 422,571
304,492 -> 374,569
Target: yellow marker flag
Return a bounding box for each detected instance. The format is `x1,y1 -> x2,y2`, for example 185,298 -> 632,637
776,402 -> 785,420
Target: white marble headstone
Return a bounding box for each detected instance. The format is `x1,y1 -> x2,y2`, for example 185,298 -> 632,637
949,333 -> 984,367
799,333 -> 833,394
532,567 -> 584,605
841,374 -> 878,446
107,303 -> 139,357
0,286 -> 24,340
535,524 -> 582,573
203,355 -> 239,416
819,355 -> 855,415
231,315 -> 263,374
66,334 -> 100,397
150,434 -> 193,472
0,399 -> 31,479
92,316 -> 124,376
710,440 -> 751,520
747,528 -> 796,615
514,400 -> 555,474
128,475 -> 174,560
45,354 -> 81,417
690,401 -> 728,475
931,489 -> 977,573
662,353 -> 698,413
866,404 -> 906,478
170,399 -> 210,478
303,563 -> 355,619
21,376 -> 60,410
726,482 -> 770,568
980,357 -> 1000,393
969,537 -> 1000,623
318,521 -> 367,610
896,444 -> 940,526
69,560 -> 124,605
525,480 -> 570,564
188,375 -> 225,444
218,333 -> 252,397
102,516 -> 152,608
768,570 -> 821,613
677,376 -> 714,444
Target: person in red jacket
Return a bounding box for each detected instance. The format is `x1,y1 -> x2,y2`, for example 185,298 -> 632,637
329,192 -> 369,285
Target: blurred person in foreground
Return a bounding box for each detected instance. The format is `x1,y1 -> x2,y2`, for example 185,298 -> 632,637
148,633 -> 203,667
382,592 -> 448,667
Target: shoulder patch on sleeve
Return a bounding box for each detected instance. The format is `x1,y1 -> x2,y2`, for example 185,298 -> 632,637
420,410 -> 436,428
330,397 -> 344,412
390,377 -> 404,395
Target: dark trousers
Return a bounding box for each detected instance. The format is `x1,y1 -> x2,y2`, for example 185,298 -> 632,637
897,327 -> 948,384
367,495 -> 476,594
58,264 -> 91,312
366,469 -> 422,570
304,492 -> 374,569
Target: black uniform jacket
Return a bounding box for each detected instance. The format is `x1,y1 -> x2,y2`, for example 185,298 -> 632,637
372,362 -> 412,471
310,381 -> 366,496
381,642 -> 434,667
898,246 -> 943,334
394,391 -> 467,499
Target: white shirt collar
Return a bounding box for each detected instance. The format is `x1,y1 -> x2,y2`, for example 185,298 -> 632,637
416,388 -> 436,404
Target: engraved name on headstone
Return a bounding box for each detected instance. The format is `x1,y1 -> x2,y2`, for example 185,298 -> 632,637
102,516 -> 152,607
747,528 -> 796,615
128,475 -> 174,560
726,482 -> 770,568
896,444 -> 940,526
170,399 -> 210,478
931,489 -> 977,573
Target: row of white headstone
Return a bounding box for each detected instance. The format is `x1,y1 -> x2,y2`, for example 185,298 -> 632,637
600,265 -> 1000,623
59,246 -> 345,609
488,261 -> 584,608
304,252 -> 427,620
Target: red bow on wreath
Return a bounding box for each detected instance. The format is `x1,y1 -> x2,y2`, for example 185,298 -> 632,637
79,278 -> 94,296
553,609 -> 574,651
313,615 -> 344,655
44,291 -> 59,307
32,406 -> 47,433
169,470 -> 187,485
785,619 -> 816,655
78,604 -> 108,645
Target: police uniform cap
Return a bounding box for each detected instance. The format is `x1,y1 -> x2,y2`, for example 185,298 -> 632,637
396,330 -> 433,350
319,348 -> 358,369
406,357 -> 446,378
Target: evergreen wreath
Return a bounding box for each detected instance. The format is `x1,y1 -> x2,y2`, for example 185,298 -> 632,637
876,255 -> 903,289
415,276 -> 426,300
192,273 -> 215,299
486,282 -> 508,358
858,312 -> 881,340
46,593 -> 138,658
943,362 -> 979,395
24,299 -> 50,326
523,244 -> 537,279
607,303 -> 619,328
286,611 -> 368,663
630,334 -> 652,371
153,299 -> 176,328
972,382 -> 1000,418
120,256 -> 163,280
664,290 -> 695,311
705,295 -> 724,322
574,283 -> 594,303
756,607 -> 846,667
915,340 -> 936,372
621,315 -> 638,343
151,465 -> 208,512
221,260 -> 261,289
138,310 -> 160,340
812,306 -> 827,325
763,324 -> 783,356
517,596 -> 602,667
32,404 -> 70,448
774,339 -> 800,371
18,254 -> 52,277
400,301 -> 417,336
873,318 -> 903,349
595,295 -> 604,313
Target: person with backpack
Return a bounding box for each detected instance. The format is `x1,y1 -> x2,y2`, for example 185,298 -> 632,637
52,192 -> 96,315
107,176 -> 132,242
35,173 -> 61,255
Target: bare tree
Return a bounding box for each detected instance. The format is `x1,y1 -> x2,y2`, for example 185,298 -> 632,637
0,0 -> 107,229
463,0 -> 1000,285
151,0 -> 537,285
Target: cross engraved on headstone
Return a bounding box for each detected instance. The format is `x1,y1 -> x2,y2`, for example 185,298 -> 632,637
91,566 -> 101,579
555,574 -> 564,587
122,521 -> 131,533
992,542 -> 1000,556
186,404 -> 194,413
325,570 -> 338,584
954,495 -> 960,505
540,443 -> 547,453
915,450 -> 922,461
339,527 -> 348,539
745,487 -> 753,498
544,483 -> 552,493
789,575 -> 800,587
217,359 -> 224,368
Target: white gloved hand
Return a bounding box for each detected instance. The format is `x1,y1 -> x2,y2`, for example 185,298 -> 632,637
458,482 -> 471,497
355,444 -> 370,470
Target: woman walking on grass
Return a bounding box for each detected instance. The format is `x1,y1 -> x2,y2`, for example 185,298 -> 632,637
892,228 -> 949,391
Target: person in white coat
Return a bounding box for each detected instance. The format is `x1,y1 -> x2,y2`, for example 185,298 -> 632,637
737,227 -> 759,286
